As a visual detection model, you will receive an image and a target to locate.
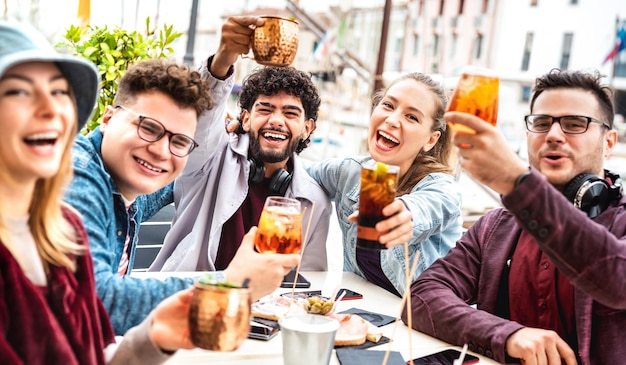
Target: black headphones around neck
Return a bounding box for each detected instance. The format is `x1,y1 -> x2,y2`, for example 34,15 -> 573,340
247,156 -> 292,196
562,170 -> 623,219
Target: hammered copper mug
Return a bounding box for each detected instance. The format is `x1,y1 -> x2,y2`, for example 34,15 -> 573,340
188,282 -> 251,351
250,16 -> 299,67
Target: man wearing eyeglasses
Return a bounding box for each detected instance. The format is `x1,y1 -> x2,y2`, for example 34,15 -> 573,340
403,68 -> 625,364
64,17 -> 300,335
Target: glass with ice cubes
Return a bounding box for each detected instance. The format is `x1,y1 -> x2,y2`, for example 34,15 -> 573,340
253,197 -> 302,254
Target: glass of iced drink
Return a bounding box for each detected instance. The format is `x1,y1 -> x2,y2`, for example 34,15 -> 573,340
446,66 -> 499,134
357,160 -> 399,249
254,196 -> 302,254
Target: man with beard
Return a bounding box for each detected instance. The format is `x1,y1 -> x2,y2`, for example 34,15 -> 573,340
65,16 -> 300,335
149,66 -> 331,273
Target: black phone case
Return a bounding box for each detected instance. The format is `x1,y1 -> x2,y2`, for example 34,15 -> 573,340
280,271 -> 311,288
248,323 -> 280,341
409,349 -> 479,365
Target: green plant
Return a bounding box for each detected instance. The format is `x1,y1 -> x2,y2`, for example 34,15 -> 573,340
58,18 -> 183,133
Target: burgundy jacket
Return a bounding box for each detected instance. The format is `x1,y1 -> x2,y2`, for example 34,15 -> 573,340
0,207 -> 116,364
403,169 -> 626,364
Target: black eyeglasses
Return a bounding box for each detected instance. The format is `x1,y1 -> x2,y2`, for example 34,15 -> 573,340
116,105 -> 198,157
524,114 -> 611,134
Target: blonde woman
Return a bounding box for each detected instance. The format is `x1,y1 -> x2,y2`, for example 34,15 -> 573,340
0,21 -> 197,364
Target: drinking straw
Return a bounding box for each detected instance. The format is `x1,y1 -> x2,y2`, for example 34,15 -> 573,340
291,203 -> 315,297
404,242 -> 413,363
382,248 -> 421,365
453,344 -> 469,365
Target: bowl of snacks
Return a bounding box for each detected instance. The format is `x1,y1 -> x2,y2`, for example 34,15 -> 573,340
302,295 -> 334,315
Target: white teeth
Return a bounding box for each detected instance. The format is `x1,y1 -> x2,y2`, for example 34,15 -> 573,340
379,131 -> 399,144
263,132 -> 286,140
25,132 -> 59,141
136,158 -> 164,172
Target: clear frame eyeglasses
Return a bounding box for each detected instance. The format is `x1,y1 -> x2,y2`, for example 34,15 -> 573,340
116,105 -> 198,157
524,114 -> 611,135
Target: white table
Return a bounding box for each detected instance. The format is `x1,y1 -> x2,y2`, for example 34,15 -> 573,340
132,271 -> 501,365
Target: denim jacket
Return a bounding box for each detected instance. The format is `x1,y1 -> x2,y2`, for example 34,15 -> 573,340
305,156 -> 463,295
65,129 -> 193,334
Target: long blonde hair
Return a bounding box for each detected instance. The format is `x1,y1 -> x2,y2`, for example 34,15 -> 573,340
0,97 -> 84,272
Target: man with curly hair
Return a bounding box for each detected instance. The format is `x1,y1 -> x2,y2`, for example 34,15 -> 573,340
65,16 -> 300,335
149,36 -> 331,275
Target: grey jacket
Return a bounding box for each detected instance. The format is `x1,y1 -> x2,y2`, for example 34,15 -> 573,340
404,169 -> 626,364
150,61 -> 331,272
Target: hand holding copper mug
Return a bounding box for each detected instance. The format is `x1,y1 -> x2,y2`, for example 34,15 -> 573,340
446,66 -> 499,134
243,16 -> 299,67
188,278 -> 251,352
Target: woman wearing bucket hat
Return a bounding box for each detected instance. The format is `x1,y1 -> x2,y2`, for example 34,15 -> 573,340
0,21 -> 195,364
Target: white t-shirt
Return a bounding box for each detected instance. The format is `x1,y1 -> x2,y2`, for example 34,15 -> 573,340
7,216 -> 47,286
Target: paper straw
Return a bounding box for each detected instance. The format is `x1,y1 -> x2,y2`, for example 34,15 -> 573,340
291,202 -> 314,296
382,248 -> 421,365
453,344 -> 469,365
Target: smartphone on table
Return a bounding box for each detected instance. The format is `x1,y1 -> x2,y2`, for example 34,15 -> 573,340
280,270 -> 311,288
408,349 -> 479,365
336,288 -> 363,300
248,321 -> 280,341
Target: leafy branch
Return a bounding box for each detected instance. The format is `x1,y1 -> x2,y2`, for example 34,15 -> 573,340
57,18 -> 183,133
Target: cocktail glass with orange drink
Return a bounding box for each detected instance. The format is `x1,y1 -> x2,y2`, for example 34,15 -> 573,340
356,161 -> 399,249
254,196 -> 302,254
446,66 -> 499,134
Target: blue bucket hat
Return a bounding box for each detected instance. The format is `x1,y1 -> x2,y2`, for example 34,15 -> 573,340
0,21 -> 99,131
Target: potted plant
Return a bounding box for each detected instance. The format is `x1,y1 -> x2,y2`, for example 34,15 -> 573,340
58,18 -> 182,133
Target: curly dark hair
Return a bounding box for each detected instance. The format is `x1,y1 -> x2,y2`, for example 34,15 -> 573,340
114,59 -> 213,117
237,66 -> 321,153
531,68 -> 614,128
371,73 -> 454,196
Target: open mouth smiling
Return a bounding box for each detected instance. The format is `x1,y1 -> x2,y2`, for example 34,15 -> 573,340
24,132 -> 58,146
377,130 -> 400,149
135,157 -> 165,173
262,131 -> 287,141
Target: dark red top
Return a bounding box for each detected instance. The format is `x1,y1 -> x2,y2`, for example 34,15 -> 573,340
215,179 -> 274,270
0,207 -> 115,364
509,230 -> 577,349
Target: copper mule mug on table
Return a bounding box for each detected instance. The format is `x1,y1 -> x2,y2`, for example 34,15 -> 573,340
251,16 -> 299,67
188,282 -> 251,351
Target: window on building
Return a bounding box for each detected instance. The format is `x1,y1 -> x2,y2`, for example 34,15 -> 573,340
560,33 -> 573,70
433,34 -> 440,58
450,33 -> 458,59
530,0 -> 538,6
521,32 -> 533,71
413,34 -> 420,56
439,0 -> 445,16
419,0 -> 424,15
521,85 -> 532,103
474,34 -> 483,60
458,0 -> 465,14
569,0 -> 578,4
